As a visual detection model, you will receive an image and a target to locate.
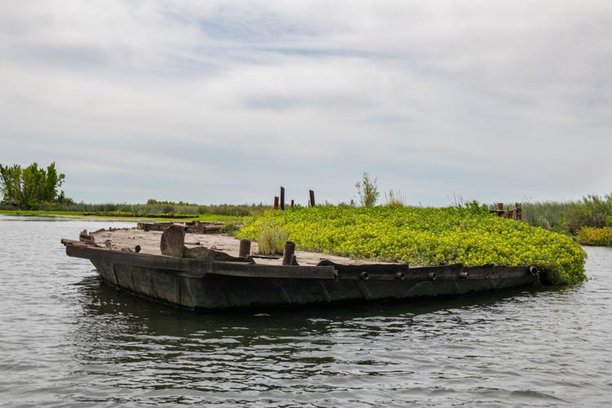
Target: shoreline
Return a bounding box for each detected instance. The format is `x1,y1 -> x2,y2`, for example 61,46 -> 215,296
0,210 -> 245,223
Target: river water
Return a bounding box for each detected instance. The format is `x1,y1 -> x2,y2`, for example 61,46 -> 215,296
1,216 -> 611,407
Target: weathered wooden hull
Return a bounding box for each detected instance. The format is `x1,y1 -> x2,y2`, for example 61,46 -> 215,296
65,243 -> 543,311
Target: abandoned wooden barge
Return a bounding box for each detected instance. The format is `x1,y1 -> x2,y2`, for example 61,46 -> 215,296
61,223 -> 546,311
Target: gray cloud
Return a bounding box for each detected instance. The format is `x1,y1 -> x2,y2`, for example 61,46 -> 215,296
0,0 -> 610,205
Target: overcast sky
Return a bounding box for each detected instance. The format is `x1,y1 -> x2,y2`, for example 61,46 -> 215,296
1,1 -> 610,206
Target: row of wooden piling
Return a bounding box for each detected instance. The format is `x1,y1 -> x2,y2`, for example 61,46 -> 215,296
271,187 -> 523,222
239,238 -> 297,265
491,203 -> 523,220
273,187 -> 316,210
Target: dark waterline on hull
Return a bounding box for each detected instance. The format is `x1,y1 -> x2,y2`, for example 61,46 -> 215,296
1,215 -> 611,407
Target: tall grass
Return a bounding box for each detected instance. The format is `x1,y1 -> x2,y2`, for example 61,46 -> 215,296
384,190 -> 406,207
521,194 -> 612,234
256,224 -> 289,255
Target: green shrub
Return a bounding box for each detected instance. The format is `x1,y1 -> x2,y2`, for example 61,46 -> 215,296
355,172 -> 379,207
577,227 -> 612,246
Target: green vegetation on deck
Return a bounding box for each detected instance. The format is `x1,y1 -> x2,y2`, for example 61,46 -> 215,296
238,206 -> 587,285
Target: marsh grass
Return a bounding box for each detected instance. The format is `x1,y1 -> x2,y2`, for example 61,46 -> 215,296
522,194 -> 612,234
384,190 -> 406,207
256,224 -> 289,255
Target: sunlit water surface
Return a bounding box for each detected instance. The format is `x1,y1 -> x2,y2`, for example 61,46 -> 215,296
1,216 -> 611,407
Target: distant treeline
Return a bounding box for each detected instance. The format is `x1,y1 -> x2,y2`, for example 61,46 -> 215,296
0,198 -> 269,217
2,187 -> 610,242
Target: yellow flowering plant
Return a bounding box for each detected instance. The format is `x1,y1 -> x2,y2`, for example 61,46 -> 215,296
237,206 -> 586,285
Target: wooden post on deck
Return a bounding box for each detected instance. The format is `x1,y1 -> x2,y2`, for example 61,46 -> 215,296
514,203 -> 522,220
239,239 -> 251,257
280,186 -> 285,210
491,202 -> 504,217
274,196 -> 279,210
282,241 -> 296,266
309,190 -> 316,207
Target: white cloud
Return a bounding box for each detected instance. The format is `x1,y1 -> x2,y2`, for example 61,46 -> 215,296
0,0 -> 610,205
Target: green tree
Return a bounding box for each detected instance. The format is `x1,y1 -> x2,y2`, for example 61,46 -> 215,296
355,172 -> 379,207
0,162 -> 65,209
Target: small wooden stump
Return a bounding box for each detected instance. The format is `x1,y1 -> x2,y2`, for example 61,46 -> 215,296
239,239 -> 251,257
282,241 -> 296,266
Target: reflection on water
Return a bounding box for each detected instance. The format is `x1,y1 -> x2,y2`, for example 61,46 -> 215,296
69,268 -> 607,406
1,216 -> 612,407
